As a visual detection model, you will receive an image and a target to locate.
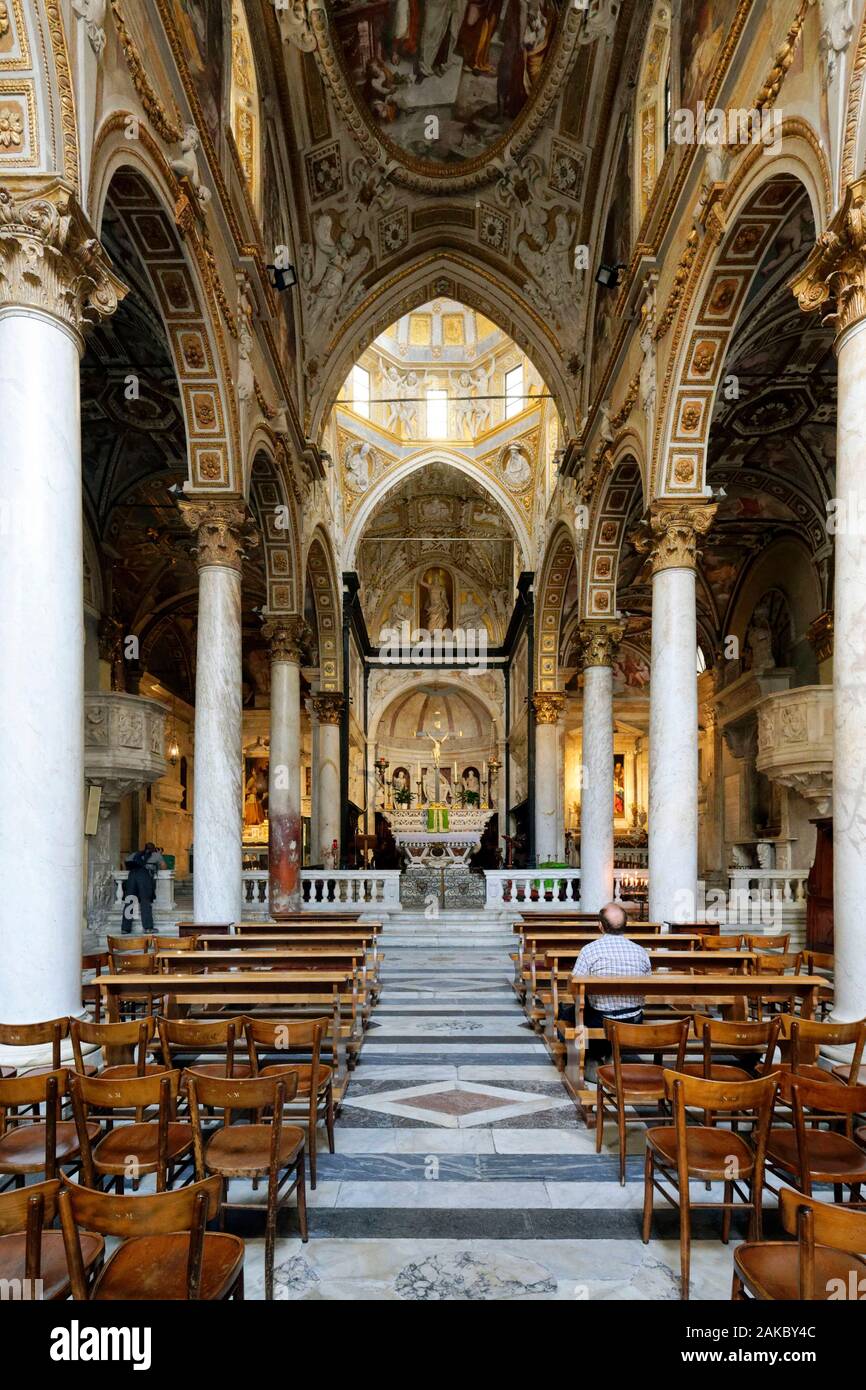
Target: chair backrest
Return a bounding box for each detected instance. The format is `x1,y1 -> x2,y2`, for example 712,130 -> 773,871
186,1068 -> 299,1114
786,1074 -> 866,1116
107,935 -> 156,954
109,951 -> 158,975
779,1187 -> 866,1254
743,934 -> 790,952
70,1016 -> 157,1075
58,1176 -> 223,1300
0,1178 -> 60,1235
158,936 -> 198,951
0,1018 -> 68,1068
605,1017 -> 690,1060
779,1016 -> 866,1077
799,949 -> 834,974
245,1016 -> 326,1066
70,1067 -> 181,1114
157,1015 -> 247,1073
691,1014 -> 781,1052
755,951 -> 801,975
663,1068 -> 779,1116
700,934 -> 744,950
0,1067 -> 69,1109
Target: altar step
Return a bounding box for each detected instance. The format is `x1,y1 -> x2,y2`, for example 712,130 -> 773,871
382,909 -> 516,951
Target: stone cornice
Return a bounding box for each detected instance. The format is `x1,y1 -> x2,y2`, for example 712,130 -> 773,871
634,502 -> 717,575
578,620 -> 625,669
0,178 -> 126,340
532,691 -> 565,725
178,497 -> 258,572
792,175 -> 866,341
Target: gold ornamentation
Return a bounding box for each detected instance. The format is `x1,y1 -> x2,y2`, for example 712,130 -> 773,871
754,0 -> 811,111
532,691 -> 565,725
0,107 -> 22,147
110,1 -> 184,143
263,615 -> 308,664
578,621 -> 625,669
0,178 -> 125,335
634,502 -> 717,574
655,229 -> 700,341
311,692 -> 345,724
0,3 -> 9,37
806,610 -> 833,663
792,175 -> 866,338
45,1 -> 79,188
179,497 -> 258,571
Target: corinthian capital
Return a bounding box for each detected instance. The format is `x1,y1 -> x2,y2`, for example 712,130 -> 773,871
311,692 -> 344,725
792,175 -> 866,339
0,178 -> 126,338
532,691 -> 565,725
634,502 -> 717,574
262,614 -> 309,664
179,497 -> 258,572
578,620 -> 625,668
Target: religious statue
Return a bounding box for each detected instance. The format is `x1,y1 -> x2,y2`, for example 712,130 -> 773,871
421,567 -> 451,630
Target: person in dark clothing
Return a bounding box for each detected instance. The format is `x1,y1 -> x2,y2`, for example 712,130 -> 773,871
122,850 -> 157,934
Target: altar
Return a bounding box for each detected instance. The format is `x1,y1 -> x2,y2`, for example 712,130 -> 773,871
391,806 -> 489,866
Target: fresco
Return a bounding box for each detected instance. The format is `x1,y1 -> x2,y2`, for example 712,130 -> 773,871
168,0 -> 226,147
331,0 -> 563,165
591,134 -> 631,398
677,0 -> 740,114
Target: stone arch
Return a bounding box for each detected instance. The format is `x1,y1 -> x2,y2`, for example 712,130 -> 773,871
344,448 -> 531,570
305,527 -> 342,691
651,126 -> 831,500
89,124 -> 241,492
0,0 -> 78,187
247,438 -> 301,617
726,535 -> 823,657
582,447 -> 646,621
307,252 -> 576,442
535,523 -> 579,691
367,670 -> 504,747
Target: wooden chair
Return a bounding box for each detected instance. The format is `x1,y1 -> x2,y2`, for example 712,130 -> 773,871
742,934 -> 790,953
81,952 -> 110,1024
595,1019 -> 690,1186
105,953 -> 167,1020
156,935 -> 199,952
69,1069 -> 194,1193
733,1186 -> 866,1300
760,1016 -> 866,1090
187,1070 -> 308,1299
157,1017 -> 251,1085
799,950 -> 835,1019
58,1175 -> 244,1300
765,1074 -> 866,1205
700,934 -> 745,951
0,1177 -> 104,1300
750,952 -> 803,1019
71,1016 -> 170,1081
0,1018 -> 96,1079
642,1070 -> 779,1299
681,1016 -> 781,1084
106,935 -> 157,954
0,1070 -> 98,1188
245,1017 -> 335,1188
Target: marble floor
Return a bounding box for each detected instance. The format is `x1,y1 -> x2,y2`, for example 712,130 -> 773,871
235,912 -> 759,1300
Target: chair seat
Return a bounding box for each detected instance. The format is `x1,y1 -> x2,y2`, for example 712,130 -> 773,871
766,1127 -> 866,1182
91,1232 -> 244,1300
92,1122 -> 194,1174
832,1063 -> 865,1086
647,1125 -> 755,1180
259,1062 -> 333,1095
204,1123 -> 305,1177
0,1230 -> 103,1300
597,1063 -> 666,1096
678,1063 -> 754,1083
0,1121 -> 99,1173
734,1240 -> 866,1301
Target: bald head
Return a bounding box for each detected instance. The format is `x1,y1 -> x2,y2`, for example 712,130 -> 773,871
598,901 -> 628,934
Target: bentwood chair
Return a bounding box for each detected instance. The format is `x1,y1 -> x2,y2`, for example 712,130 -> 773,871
0,1070 -> 98,1189
245,1017 -> 335,1188
70,1016 -> 169,1081
681,1016 -> 781,1085
742,935 -> 790,954
0,1019 -> 96,1079
58,1175 -> 244,1300
157,1016 -> 251,1088
733,1187 -> 866,1300
700,934 -> 745,951
0,1178 -> 104,1300
642,1070 -> 779,1299
69,1070 -> 193,1193
595,1019 -> 690,1186
759,1016 -> 866,1090
106,935 -> 158,955
765,1075 -> 866,1205
187,1069 -> 308,1299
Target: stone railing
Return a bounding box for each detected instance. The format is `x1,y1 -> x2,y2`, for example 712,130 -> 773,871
725,869 -> 809,934
242,870 -> 270,919
484,869 -> 581,909
110,869 -> 176,926
302,869 -> 402,911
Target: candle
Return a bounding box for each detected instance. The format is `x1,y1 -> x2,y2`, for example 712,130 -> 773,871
452,761 -> 458,781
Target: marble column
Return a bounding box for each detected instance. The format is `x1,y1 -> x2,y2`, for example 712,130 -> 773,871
794,181 -> 866,1019
0,183 -> 122,1049
641,504 -> 715,925
532,693 -> 564,865
578,622 -> 624,912
312,694 -> 344,864
263,617 -> 306,916
180,501 -> 257,925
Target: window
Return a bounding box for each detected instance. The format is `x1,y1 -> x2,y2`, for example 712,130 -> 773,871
663,70 -> 671,151
696,646 -> 706,674
351,364 -> 370,419
505,364 -> 524,420
426,389 -> 448,437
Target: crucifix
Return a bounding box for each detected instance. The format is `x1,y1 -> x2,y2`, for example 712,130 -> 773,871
416,723 -> 462,803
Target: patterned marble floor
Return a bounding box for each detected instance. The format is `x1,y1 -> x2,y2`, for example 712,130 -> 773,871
239,911 -> 755,1300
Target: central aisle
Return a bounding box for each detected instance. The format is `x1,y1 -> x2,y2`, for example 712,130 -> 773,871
255,911 -> 733,1299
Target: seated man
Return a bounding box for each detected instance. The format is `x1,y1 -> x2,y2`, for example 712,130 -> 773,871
563,901 -> 652,1077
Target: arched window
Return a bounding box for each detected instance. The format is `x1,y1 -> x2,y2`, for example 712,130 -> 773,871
635,2 -> 672,225
230,0 -> 260,208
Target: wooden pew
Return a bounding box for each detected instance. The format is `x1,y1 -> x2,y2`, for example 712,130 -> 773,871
157,945 -> 379,1018
560,972 -> 825,1116
194,929 -> 384,988
511,931 -> 700,997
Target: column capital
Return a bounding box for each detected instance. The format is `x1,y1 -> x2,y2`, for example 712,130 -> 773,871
0,177 -> 126,339
262,614 -> 308,664
532,691 -> 565,725
793,176 -> 866,341
578,620 -> 625,669
311,692 -> 345,725
178,497 -> 258,572
635,501 -> 716,574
